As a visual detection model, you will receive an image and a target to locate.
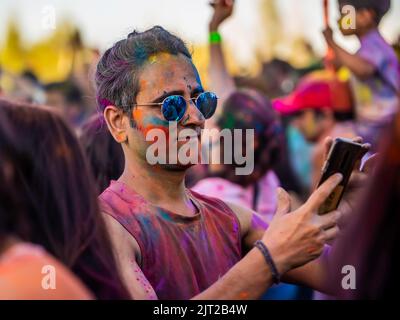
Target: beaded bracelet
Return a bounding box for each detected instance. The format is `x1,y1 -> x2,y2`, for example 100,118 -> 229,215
254,240 -> 281,284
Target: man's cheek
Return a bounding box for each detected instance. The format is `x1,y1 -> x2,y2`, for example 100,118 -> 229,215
133,109 -> 170,138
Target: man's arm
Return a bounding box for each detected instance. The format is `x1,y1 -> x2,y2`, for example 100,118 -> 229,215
323,27 -> 375,79
225,188 -> 339,293
103,211 -> 280,300
103,174 -> 343,300
102,213 -> 158,300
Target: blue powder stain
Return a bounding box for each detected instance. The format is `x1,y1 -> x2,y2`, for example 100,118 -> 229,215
158,209 -> 173,222
133,46 -> 148,64
136,214 -> 160,243
143,115 -> 169,127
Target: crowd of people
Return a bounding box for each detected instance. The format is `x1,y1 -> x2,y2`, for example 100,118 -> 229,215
0,0 -> 399,300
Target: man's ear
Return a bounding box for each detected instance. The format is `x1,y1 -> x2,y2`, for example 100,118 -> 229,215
103,106 -> 129,143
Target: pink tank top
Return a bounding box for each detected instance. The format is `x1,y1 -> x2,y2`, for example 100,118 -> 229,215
99,180 -> 242,300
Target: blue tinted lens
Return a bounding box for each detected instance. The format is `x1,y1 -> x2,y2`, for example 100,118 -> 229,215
162,96 -> 187,121
196,92 -> 217,119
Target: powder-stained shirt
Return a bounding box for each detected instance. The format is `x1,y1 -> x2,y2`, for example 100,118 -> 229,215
351,29 -> 400,124
99,180 -> 242,300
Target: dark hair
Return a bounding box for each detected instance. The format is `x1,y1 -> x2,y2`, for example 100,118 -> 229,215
338,0 -> 391,24
80,114 -> 124,193
0,98 -> 129,299
95,26 -> 192,113
216,89 -> 283,186
328,111 -> 400,299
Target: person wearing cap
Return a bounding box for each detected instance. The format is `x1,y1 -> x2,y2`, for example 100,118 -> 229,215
323,0 -> 400,147
273,70 -> 358,188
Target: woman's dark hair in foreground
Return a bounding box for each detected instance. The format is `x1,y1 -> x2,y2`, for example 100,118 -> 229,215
80,113 -> 125,194
0,98 -> 129,299
328,110 -> 400,299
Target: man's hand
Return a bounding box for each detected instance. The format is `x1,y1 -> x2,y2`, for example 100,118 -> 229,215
261,174 -> 343,276
209,0 -> 234,31
321,136 -> 376,227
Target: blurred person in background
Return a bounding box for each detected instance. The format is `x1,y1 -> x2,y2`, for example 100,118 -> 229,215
80,113 -> 125,194
273,70 -> 357,188
206,0 -> 304,198
192,89 -> 283,223
323,0 -> 400,148
0,98 -> 130,299
234,59 -> 300,100
200,0 -> 311,300
44,80 -> 88,128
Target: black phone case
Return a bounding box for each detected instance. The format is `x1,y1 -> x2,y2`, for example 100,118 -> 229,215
317,138 -> 367,215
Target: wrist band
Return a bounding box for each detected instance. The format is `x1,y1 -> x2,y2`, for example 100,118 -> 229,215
254,240 -> 281,284
209,31 -> 222,44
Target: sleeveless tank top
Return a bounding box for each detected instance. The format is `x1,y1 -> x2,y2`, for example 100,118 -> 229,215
99,180 -> 242,300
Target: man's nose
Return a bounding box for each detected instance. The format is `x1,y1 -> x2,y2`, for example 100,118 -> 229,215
181,100 -> 205,127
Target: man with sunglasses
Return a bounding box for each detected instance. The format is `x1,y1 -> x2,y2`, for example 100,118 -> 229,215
96,26 -> 367,299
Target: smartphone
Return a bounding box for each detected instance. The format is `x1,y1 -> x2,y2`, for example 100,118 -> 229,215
317,138 -> 368,215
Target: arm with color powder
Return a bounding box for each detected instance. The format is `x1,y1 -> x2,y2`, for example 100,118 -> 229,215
102,213 -> 158,300
102,174 -> 342,299
103,209 -> 279,299
208,0 -> 236,107
322,27 -> 375,80
226,175 -> 343,294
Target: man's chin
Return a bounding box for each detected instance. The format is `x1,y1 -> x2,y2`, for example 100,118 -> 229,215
158,162 -> 197,172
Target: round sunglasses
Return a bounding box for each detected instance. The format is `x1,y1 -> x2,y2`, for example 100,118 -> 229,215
134,91 -> 218,122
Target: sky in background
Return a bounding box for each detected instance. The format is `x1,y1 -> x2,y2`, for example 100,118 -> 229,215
1,0 -> 400,65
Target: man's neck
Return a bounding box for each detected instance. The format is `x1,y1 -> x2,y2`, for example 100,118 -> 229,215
118,156 -> 198,217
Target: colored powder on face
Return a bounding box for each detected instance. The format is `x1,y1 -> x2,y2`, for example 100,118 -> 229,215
139,79 -> 149,91
133,108 -> 170,137
143,116 -> 168,128
142,118 -> 170,140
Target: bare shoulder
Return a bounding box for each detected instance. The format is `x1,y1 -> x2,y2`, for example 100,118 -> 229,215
0,246 -> 92,299
102,213 -> 141,263
101,213 -> 157,299
223,201 -> 255,237
224,201 -> 269,251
